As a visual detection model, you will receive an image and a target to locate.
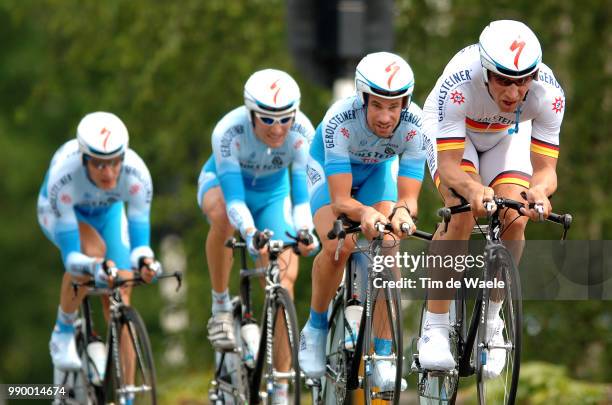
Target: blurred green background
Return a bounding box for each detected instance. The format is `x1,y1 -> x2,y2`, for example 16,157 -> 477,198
0,0 -> 610,403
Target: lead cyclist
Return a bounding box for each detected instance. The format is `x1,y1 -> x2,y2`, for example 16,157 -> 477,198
419,20 -> 566,377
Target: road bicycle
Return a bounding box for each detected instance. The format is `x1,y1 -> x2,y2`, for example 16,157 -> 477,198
55,268 -> 182,405
411,193 -> 572,404
208,230 -> 312,404
308,215 -> 431,405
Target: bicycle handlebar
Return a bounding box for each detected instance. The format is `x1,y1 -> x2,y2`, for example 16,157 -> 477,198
327,214 -> 432,241
73,271 -> 183,295
438,195 -> 573,239
224,229 -> 313,256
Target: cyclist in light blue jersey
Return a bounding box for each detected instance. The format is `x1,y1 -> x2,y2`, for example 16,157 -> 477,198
298,52 -> 427,391
197,69 -> 318,404
37,112 -> 161,381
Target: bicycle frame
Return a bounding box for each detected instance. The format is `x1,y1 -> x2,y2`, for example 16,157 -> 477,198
414,195 -> 572,404
319,217 -> 419,404
66,271 -> 180,404
213,235 -> 302,404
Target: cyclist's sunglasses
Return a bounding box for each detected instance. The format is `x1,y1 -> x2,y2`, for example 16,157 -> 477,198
255,111 -> 295,126
85,154 -> 124,170
489,70 -> 538,87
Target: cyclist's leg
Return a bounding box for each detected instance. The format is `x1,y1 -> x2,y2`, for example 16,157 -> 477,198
307,158 -> 357,315
354,159 -> 407,390
419,136 -> 479,370
253,194 -> 299,379
479,122 -> 532,379
199,161 -> 238,351
481,121 -> 533,259
199,160 -> 235,312
97,202 -> 137,387
352,160 -> 398,345
39,187 -> 107,370
299,160 -> 357,376
201,187 -> 235,303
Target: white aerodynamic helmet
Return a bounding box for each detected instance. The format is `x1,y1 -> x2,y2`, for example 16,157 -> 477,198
244,69 -> 301,117
77,111 -> 129,159
355,52 -> 414,106
479,20 -> 542,83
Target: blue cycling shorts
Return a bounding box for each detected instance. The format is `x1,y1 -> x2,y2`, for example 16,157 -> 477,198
306,155 -> 399,216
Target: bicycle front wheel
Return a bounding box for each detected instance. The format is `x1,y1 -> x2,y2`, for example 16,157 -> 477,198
252,286 -> 301,404
105,306 -> 157,404
362,268 -> 404,405
476,245 -> 522,405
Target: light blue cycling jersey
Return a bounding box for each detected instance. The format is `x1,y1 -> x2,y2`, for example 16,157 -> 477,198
310,95 -> 426,178
307,95 -> 426,214
37,139 -> 154,275
200,106 -> 315,237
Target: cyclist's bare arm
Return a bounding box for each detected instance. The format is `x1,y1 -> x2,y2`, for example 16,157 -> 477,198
328,173 -> 387,239
522,152 -> 558,219
397,177 -> 421,217
438,148 -> 494,216
393,177 -> 422,236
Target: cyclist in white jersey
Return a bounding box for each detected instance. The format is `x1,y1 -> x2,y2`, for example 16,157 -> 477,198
419,20 -> 565,377
37,112 -> 161,379
298,52 -> 426,391
197,69 -> 318,404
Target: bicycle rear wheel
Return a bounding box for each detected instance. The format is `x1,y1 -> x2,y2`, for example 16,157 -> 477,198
362,268 -> 404,405
476,245 -> 522,405
105,306 -> 157,404
252,287 -> 301,404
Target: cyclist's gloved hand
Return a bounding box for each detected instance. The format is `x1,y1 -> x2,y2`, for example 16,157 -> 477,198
296,228 -> 320,257
138,256 -> 163,283
245,229 -> 268,257
94,260 -> 117,288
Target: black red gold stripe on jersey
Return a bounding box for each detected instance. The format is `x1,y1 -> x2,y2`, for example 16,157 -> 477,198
461,159 -> 477,174
433,160 -> 477,189
489,170 -> 531,188
433,170 -> 441,188
530,138 -> 559,158
437,137 -> 465,151
465,117 -> 511,133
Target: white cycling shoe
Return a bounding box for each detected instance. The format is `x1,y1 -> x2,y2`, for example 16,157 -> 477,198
207,312 -> 237,351
417,327 -> 456,371
49,323 -> 81,371
372,360 -> 407,392
482,316 -> 506,379
298,322 -> 326,378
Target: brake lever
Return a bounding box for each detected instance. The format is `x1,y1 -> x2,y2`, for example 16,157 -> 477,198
335,237 -> 344,261
437,207 -> 451,233
175,271 -> 183,292
484,200 -> 496,217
